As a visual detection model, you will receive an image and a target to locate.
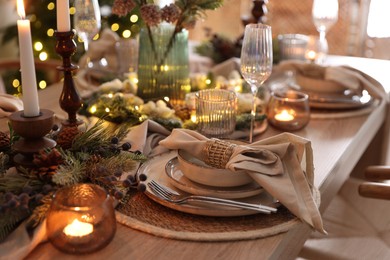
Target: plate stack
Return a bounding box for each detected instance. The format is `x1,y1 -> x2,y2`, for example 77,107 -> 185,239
139,151 -> 278,217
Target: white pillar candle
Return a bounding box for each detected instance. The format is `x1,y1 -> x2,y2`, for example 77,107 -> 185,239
56,0 -> 70,32
16,0 -> 40,117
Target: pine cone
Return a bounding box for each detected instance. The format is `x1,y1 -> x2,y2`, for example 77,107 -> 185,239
0,132 -> 10,151
33,148 -> 63,167
140,4 -> 161,27
173,104 -> 191,121
32,166 -> 58,181
161,4 -> 180,23
56,126 -> 81,150
112,0 -> 136,17
88,154 -> 102,165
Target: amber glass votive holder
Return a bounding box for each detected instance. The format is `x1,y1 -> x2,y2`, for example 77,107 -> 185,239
46,184 -> 116,254
267,90 -> 310,131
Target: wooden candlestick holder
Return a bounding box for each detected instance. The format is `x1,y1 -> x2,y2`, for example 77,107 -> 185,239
9,109 -> 56,168
54,30 -> 82,126
242,0 -> 268,27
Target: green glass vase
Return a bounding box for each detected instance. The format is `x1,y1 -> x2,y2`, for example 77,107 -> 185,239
137,24 -> 190,105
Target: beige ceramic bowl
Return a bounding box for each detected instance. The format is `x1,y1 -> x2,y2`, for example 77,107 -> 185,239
177,149 -> 253,187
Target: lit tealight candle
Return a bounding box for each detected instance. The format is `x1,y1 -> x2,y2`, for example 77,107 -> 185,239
274,109 -> 295,122
63,219 -> 94,237
306,50 -> 317,62
190,113 -> 197,123
16,0 -> 40,117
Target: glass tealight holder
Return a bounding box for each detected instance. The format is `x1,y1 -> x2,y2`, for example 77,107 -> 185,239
267,90 -> 310,131
46,184 -> 116,254
196,89 -> 237,138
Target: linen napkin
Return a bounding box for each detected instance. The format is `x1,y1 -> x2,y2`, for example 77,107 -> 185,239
0,94 -> 23,117
160,128 -> 326,233
123,119 -> 171,157
274,60 -> 387,101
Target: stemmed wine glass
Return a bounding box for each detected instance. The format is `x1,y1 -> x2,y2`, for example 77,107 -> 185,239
312,0 -> 339,63
73,0 -> 101,68
240,23 -> 273,143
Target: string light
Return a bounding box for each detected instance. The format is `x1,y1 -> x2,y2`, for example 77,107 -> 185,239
47,2 -> 55,10
130,15 -> 138,23
39,80 -> 47,89
34,42 -> 43,51
47,28 -> 54,36
39,52 -> 48,61
122,30 -> 131,38
12,79 -> 20,88
90,105 -> 97,114
111,23 -> 119,32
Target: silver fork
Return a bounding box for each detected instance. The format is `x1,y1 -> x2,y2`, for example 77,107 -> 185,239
147,180 -> 277,214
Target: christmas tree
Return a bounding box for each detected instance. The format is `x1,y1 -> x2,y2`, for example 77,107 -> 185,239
0,0 -> 141,95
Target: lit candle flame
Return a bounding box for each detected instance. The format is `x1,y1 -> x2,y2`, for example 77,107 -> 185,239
191,114 -> 197,123
63,219 -> 93,237
306,50 -> 317,61
275,110 -> 295,122
16,0 -> 26,19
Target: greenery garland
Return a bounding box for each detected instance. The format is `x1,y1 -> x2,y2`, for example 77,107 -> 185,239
0,120 -> 147,242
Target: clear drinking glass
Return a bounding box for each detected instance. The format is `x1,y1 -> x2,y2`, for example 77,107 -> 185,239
278,34 -> 309,61
196,89 -> 237,138
73,0 -> 101,65
240,23 -> 273,143
312,0 -> 339,63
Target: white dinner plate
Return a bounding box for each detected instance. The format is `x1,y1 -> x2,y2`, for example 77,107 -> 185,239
166,157 -> 263,199
307,90 -> 374,110
139,151 -> 277,217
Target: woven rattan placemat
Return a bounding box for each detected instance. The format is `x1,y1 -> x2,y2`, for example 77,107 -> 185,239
116,191 -> 299,242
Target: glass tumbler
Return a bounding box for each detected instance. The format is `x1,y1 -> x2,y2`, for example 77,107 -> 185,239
267,90 -> 310,131
196,89 -> 237,138
277,34 -> 309,61
46,184 -> 116,254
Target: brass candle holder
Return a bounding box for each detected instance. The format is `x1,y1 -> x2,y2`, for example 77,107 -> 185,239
54,30 -> 82,126
9,109 -> 56,167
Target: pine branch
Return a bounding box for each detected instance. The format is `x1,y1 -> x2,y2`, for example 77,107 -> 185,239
71,119 -> 130,152
0,208 -> 30,242
26,195 -> 52,232
51,152 -> 87,187
0,170 -> 43,194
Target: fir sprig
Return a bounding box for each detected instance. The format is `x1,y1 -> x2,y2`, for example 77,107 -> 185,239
71,119 -> 129,153
0,153 -> 9,175
26,194 -> 53,232
0,119 -> 147,242
52,152 -> 87,187
0,170 -> 44,194
0,207 -> 30,242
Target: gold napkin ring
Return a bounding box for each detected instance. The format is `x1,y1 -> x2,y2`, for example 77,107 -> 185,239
203,139 -> 236,168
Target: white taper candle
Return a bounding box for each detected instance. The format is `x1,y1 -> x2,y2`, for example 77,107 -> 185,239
56,0 -> 71,32
16,0 -> 40,117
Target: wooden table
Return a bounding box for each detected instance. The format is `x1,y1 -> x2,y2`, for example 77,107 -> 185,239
2,56 -> 390,260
